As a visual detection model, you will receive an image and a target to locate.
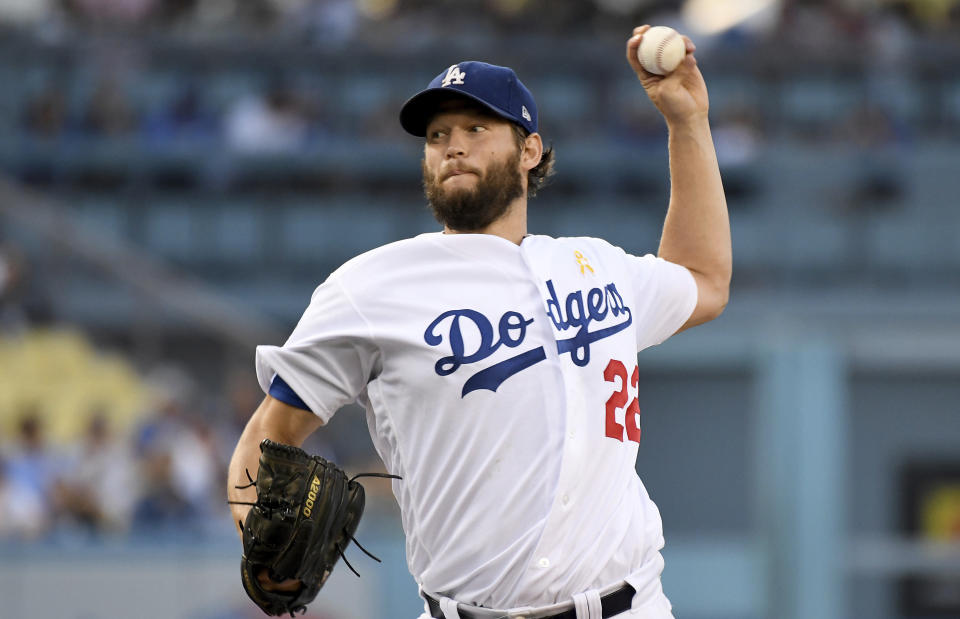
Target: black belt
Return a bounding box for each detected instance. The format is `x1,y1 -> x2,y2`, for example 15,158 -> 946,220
425,584 -> 635,619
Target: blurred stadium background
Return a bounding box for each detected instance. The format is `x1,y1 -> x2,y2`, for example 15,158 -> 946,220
0,0 -> 959,617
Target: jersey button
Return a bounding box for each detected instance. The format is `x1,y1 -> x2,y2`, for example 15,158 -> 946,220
561,493 -> 570,506
537,557 -> 550,568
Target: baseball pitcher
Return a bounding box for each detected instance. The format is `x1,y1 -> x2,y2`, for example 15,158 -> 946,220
228,25 -> 730,619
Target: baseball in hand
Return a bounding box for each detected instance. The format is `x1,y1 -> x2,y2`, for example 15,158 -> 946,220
637,26 -> 686,76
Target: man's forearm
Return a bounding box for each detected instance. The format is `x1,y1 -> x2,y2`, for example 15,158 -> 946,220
228,420 -> 267,534
658,114 -> 731,289
656,113 -> 732,326
227,395 -> 324,536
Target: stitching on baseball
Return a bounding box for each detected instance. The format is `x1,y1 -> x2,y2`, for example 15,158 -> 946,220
656,31 -> 678,74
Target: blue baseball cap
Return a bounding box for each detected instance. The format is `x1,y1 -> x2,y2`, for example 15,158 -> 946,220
399,61 -> 538,137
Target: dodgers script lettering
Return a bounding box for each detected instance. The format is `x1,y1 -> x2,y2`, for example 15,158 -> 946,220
424,309 -> 546,397
544,279 -> 633,367
424,280 -> 633,397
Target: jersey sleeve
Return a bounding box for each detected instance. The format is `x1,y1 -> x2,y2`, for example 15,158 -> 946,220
255,274 -> 380,423
623,252 -> 698,351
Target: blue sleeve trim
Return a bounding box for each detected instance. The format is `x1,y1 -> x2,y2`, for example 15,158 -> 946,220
269,375 -> 313,412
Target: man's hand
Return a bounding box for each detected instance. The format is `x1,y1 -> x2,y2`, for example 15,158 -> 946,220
625,25 -> 708,125
257,571 -> 302,593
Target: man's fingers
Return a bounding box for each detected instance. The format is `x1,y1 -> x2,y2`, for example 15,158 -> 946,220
625,25 -> 657,79
257,570 -> 302,592
625,34 -> 641,66
683,35 -> 696,54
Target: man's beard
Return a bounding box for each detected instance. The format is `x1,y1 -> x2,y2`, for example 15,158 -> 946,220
422,150 -> 524,231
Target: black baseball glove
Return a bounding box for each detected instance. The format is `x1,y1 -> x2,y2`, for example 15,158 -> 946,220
233,439 -> 386,617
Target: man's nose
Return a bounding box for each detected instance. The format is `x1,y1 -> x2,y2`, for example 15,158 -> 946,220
445,129 -> 468,158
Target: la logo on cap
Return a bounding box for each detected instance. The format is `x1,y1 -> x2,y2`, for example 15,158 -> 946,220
442,65 -> 466,87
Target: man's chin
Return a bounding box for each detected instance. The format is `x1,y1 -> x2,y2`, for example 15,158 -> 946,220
436,185 -> 474,202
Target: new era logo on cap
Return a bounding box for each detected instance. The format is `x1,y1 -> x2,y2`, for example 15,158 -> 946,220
399,61 -> 538,137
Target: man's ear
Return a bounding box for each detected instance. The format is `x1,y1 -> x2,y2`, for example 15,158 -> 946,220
521,132 -> 544,171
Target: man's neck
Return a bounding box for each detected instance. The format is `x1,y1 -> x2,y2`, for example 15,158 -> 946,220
443,198 -> 528,245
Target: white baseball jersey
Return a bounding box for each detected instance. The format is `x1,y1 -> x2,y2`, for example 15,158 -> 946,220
255,231 -> 697,613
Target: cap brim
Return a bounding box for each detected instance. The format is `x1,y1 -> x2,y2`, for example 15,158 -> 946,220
399,88 -> 518,137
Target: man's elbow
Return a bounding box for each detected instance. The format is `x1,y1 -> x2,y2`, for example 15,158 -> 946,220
699,288 -> 728,324
711,277 -> 730,319
684,271 -> 730,330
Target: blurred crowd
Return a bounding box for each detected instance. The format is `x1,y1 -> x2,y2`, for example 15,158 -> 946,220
0,356 -> 246,540
20,77 -> 341,155
0,0 -> 957,39
0,352 -> 385,541
0,242 -> 387,543
7,0 -> 952,168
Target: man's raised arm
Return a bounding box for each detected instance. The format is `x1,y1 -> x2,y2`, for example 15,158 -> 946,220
626,26 -> 732,331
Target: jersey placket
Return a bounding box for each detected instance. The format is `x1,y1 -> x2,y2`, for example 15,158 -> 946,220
515,240 -> 598,595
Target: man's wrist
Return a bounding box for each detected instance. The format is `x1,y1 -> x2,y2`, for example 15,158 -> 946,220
665,111 -> 710,133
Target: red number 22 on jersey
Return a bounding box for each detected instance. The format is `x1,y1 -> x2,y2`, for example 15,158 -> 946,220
603,359 -> 642,443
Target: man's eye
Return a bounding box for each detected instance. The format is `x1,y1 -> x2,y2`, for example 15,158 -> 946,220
470,125 -> 486,132
429,130 -> 446,139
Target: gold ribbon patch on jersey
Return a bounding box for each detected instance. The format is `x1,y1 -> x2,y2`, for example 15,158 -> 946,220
574,250 -> 594,275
